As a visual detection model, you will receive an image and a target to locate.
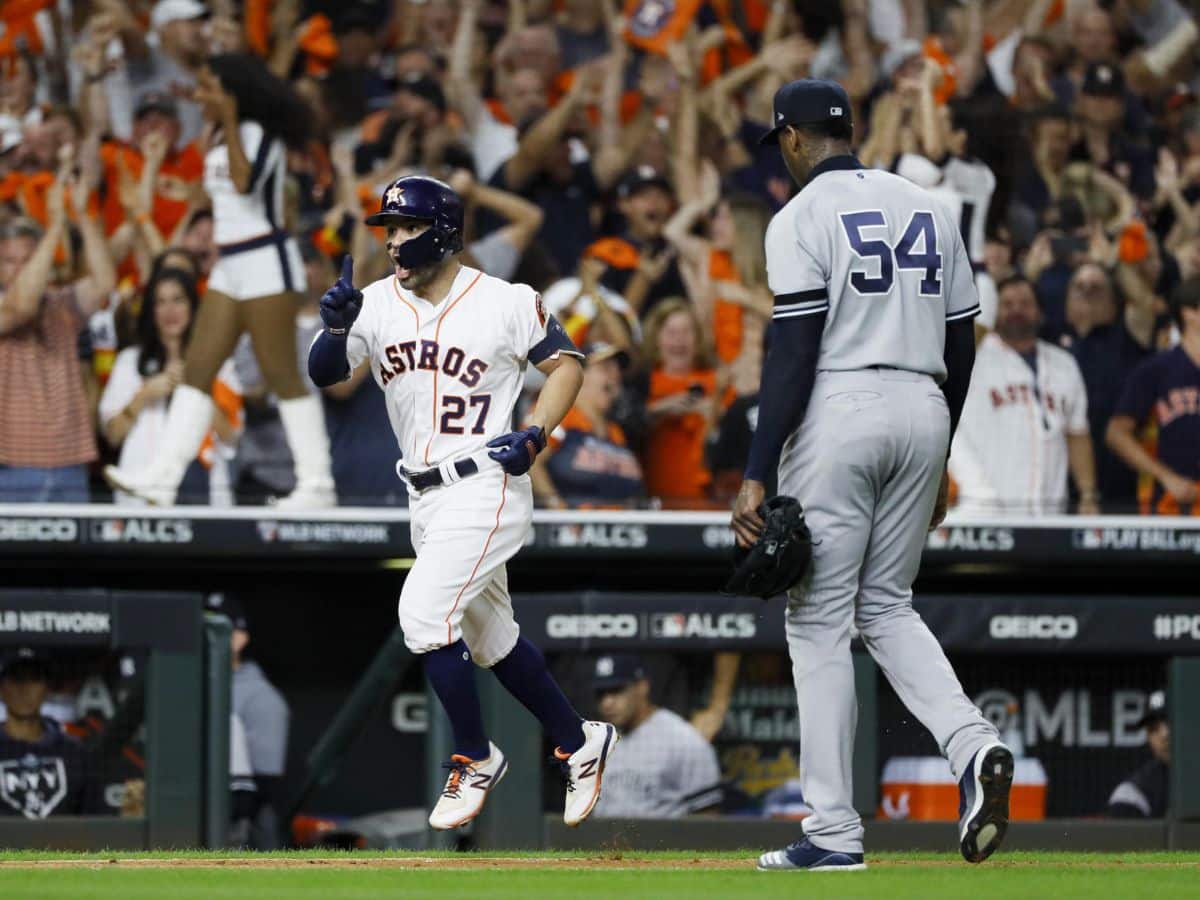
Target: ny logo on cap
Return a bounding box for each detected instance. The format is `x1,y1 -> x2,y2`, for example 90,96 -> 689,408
596,656 -> 614,677
831,106 -> 843,116
386,185 -> 405,205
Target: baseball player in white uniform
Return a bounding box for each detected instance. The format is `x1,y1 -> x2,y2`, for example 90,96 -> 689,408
308,175 -> 618,831
950,276 -> 1096,514
731,80 -> 1013,872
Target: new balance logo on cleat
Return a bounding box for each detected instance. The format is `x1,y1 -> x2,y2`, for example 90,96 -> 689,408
427,742 -> 508,831
558,721 -> 620,827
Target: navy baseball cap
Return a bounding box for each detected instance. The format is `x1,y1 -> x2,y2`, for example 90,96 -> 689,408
1136,689 -> 1167,728
205,592 -> 248,631
1081,63 -> 1125,98
592,654 -> 647,692
0,647 -> 52,681
135,90 -> 179,120
617,165 -> 673,199
760,79 -> 852,146
396,72 -> 446,114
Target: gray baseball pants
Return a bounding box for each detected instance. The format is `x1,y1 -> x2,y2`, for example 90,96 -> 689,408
777,368 -> 998,854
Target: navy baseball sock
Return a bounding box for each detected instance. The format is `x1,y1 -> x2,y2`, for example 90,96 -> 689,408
423,640 -> 490,761
490,637 -> 585,754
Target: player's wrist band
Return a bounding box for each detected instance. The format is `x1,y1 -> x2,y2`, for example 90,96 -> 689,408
324,326 -> 348,336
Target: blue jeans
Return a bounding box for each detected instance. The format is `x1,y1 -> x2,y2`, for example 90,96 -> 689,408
0,464 -> 90,503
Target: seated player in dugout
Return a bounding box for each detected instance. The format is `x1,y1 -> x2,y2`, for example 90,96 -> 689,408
591,654 -> 723,819
1107,690 -> 1169,818
0,649 -> 104,818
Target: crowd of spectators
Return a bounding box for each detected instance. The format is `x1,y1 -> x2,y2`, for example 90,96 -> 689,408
1,0 -> 1198,514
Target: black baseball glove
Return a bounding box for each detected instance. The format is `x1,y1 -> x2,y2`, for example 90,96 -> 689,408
722,496 -> 813,599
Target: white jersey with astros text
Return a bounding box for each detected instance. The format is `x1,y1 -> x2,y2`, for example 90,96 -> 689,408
764,162 -> 979,382
949,334 -> 1089,513
344,265 -> 568,468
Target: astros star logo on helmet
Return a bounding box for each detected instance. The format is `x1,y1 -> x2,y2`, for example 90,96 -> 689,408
386,185 -> 405,205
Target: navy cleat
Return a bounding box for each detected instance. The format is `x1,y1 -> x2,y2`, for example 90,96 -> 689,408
757,838 -> 866,872
958,742 -> 1014,863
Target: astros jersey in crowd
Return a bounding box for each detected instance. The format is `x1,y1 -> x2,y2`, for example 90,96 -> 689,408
1114,345 -> 1200,514
764,158 -> 978,374
546,407 -> 644,507
950,333 -> 1090,514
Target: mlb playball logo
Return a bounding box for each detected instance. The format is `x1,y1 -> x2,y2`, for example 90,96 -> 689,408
97,519 -> 124,541
650,614 -> 687,638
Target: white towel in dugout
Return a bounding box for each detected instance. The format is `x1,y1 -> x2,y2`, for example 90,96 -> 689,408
949,333 -> 1090,514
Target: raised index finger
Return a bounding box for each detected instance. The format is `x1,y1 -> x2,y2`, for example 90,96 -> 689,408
340,254 -> 355,286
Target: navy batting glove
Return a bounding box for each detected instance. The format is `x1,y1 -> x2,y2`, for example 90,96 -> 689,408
486,426 -> 547,476
320,255 -> 363,335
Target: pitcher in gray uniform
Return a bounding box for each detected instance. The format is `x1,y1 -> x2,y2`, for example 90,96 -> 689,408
730,79 -> 1013,872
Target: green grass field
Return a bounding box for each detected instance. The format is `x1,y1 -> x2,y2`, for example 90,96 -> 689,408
0,850 -> 1197,900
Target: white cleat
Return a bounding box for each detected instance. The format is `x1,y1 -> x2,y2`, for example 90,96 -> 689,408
555,721 -> 619,827
103,464 -> 175,506
427,742 -> 508,831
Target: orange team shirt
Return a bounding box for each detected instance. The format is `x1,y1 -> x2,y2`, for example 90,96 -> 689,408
0,170 -> 99,263
99,141 -> 205,242
622,0 -> 763,82
642,368 -> 718,502
709,249 -> 743,365
0,0 -> 53,60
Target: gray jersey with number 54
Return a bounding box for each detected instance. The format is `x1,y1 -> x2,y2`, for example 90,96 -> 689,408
764,162 -> 979,384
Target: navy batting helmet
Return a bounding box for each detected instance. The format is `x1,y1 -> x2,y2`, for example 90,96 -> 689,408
365,175 -> 464,270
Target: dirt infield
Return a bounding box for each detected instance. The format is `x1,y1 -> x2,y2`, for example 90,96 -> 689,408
1,856 -> 1197,871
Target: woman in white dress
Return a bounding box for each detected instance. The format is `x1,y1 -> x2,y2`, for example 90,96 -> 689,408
105,53 -> 333,507
100,268 -> 242,505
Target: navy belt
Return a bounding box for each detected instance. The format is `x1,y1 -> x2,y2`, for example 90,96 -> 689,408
403,458 -> 479,492
218,230 -> 290,257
